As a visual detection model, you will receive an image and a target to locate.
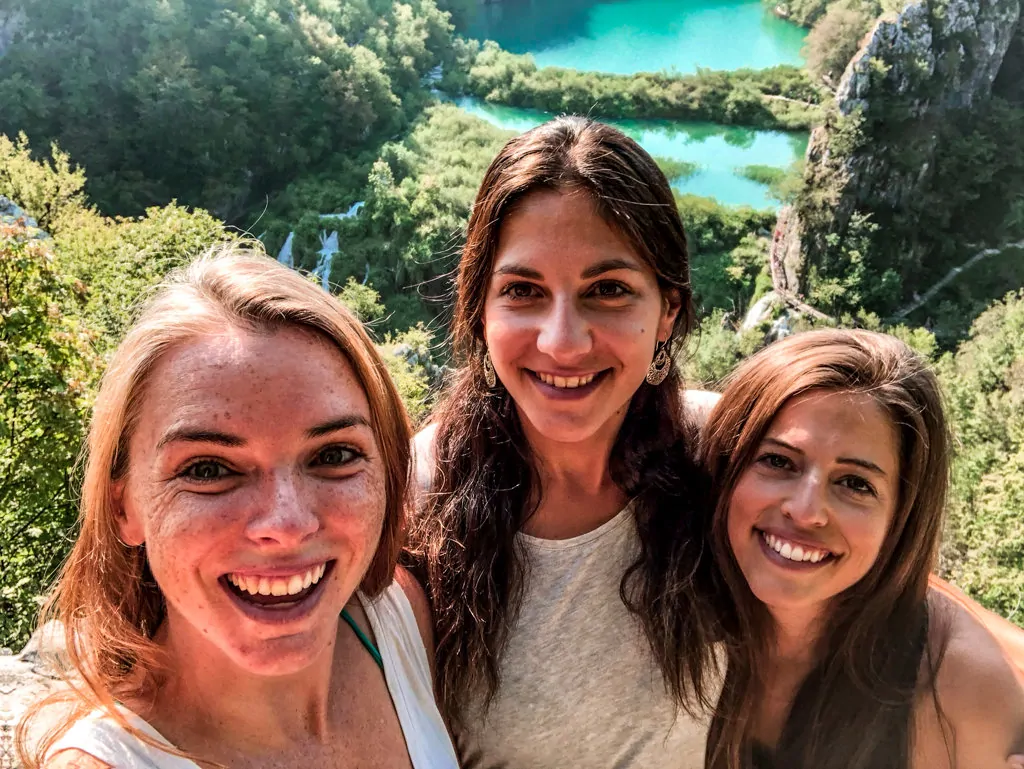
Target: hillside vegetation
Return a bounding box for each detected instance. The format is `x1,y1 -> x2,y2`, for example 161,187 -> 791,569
0,0 -> 1022,648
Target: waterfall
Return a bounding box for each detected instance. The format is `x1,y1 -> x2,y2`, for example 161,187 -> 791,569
311,230 -> 339,292
276,231 -> 295,267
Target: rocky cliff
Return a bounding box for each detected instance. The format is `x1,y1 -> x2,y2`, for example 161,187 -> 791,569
772,0 -> 1023,304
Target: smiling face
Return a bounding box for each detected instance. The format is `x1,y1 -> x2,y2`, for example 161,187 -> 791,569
116,325 -> 385,676
482,188 -> 679,447
726,389 -> 901,620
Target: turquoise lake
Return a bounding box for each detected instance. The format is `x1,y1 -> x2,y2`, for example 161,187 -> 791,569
458,97 -> 809,209
459,0 -> 810,207
466,0 -> 808,75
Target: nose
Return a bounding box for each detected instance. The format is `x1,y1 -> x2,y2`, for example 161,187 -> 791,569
536,296 -> 592,362
781,474 -> 829,528
245,470 -> 320,547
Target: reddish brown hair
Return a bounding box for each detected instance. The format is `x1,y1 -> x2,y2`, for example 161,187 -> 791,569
19,245 -> 411,767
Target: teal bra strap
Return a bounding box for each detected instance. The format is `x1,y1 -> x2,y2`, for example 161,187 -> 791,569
341,607 -> 384,670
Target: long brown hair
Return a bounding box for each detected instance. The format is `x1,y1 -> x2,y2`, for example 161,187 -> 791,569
18,245 -> 412,768
408,115 -> 721,725
702,329 -> 951,769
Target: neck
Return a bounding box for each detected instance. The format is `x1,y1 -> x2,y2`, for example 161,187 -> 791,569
146,612 -> 341,754
520,408 -> 629,539
769,603 -> 827,666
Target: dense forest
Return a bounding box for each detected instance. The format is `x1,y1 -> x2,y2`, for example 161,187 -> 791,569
1,0 -> 1022,650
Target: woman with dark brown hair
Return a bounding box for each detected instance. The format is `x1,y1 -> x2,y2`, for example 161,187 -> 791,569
409,116 -> 722,767
701,328 -> 1024,769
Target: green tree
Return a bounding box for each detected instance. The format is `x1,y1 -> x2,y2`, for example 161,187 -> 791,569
803,1 -> 873,82
938,290 -> 1024,624
0,222 -> 98,649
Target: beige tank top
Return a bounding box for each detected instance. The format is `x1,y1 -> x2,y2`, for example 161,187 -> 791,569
455,504 -> 716,769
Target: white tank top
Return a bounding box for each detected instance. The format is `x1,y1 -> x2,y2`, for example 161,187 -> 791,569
49,581 -> 459,769
455,505 -> 718,769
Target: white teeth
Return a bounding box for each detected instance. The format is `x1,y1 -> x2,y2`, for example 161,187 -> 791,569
761,532 -> 829,564
538,372 -> 597,388
228,563 -> 328,598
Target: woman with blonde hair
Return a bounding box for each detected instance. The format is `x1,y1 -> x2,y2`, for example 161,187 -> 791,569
18,247 -> 458,769
701,329 -> 1024,769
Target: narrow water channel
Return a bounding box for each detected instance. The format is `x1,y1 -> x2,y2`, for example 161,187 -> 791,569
457,97 -> 809,209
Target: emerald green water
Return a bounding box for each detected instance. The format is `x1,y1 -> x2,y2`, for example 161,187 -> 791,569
458,97 -> 809,208
466,0 -> 807,75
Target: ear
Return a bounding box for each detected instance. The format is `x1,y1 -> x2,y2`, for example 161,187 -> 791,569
112,479 -> 145,547
658,288 -> 683,342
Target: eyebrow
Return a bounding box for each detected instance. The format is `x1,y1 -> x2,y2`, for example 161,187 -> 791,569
492,258 -> 642,281
306,415 -> 371,438
762,437 -> 888,477
157,415 -> 370,449
157,429 -> 245,450
580,258 -> 643,279
493,264 -> 543,279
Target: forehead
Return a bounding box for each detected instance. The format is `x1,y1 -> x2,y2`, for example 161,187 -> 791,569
492,188 -> 647,275
767,390 -> 900,467
135,326 -> 371,437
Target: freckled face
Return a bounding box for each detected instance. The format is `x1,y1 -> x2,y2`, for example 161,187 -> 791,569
726,390 -> 901,617
117,326 -> 385,676
482,189 -> 679,446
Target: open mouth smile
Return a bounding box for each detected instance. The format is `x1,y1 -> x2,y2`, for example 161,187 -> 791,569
528,369 -> 609,395
758,530 -> 836,567
221,561 -> 334,610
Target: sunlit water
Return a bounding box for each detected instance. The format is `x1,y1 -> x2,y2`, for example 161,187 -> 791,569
457,97 -> 808,208
465,0 -> 807,75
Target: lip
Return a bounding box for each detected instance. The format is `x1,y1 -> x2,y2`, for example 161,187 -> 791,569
757,527 -> 835,555
756,529 -> 837,571
222,559 -> 330,579
526,368 -> 609,399
220,560 -> 335,624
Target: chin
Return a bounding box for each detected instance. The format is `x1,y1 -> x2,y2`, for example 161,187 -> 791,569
226,631 -> 332,677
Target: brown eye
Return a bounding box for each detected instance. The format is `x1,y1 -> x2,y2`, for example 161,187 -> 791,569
501,282 -> 539,300
183,460 -> 232,481
313,445 -> 361,467
590,281 -> 629,298
839,475 -> 877,496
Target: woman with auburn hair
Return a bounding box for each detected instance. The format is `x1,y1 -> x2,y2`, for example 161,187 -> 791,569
701,328 -> 1024,769
17,248 -> 458,769
409,116 -> 722,768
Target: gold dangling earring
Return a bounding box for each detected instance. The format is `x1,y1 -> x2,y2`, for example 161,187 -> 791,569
482,349 -> 497,388
645,340 -> 672,386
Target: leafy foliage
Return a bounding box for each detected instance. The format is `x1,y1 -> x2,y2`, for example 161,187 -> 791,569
445,41 -> 827,130
803,1 -> 874,82
0,223 -> 98,649
0,0 -> 456,219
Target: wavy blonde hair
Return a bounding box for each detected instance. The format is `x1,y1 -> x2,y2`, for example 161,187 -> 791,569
17,244 -> 412,768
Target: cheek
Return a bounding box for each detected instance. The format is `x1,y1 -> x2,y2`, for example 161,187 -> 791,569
323,472 -> 388,551
844,513 -> 892,571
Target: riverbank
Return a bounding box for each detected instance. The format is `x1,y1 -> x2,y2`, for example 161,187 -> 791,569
444,41 -> 827,131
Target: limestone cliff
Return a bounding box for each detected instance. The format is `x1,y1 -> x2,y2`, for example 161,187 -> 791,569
773,0 -> 1023,305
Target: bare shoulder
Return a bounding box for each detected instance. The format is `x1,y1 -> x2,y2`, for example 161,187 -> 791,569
46,749 -> 112,769
411,422 -> 437,502
682,388 -> 721,430
394,566 -> 435,660
915,590 -> 1024,767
